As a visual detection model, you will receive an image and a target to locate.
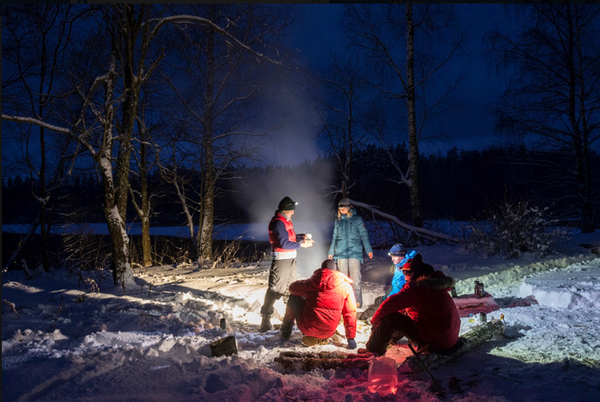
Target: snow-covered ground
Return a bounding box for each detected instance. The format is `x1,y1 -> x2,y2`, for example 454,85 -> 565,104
2,230 -> 600,402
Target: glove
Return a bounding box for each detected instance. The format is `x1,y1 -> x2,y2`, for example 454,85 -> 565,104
347,339 -> 357,349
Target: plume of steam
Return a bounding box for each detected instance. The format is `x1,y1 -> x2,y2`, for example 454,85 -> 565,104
235,163 -> 335,279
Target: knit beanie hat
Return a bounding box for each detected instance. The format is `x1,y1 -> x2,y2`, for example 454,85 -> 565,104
321,259 -> 336,270
278,196 -> 297,211
338,197 -> 351,207
389,243 -> 407,257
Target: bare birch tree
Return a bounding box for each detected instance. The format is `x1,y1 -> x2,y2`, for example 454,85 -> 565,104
4,4 -> 288,285
314,53 -> 372,200
486,4 -> 600,233
2,4 -> 84,272
342,3 -> 465,229
156,4 -> 294,266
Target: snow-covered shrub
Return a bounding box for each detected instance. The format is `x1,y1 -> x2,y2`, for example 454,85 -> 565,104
461,201 -> 571,259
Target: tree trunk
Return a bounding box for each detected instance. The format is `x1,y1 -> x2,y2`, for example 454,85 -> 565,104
197,5 -> 217,264
115,4 -> 141,225
573,10 -> 595,234
39,128 -> 50,272
102,48 -> 134,288
140,141 -> 153,267
406,3 -> 423,229
106,203 -> 133,288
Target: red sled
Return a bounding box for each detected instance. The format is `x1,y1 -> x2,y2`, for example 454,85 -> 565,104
452,293 -> 500,317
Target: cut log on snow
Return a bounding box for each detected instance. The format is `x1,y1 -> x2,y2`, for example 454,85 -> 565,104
274,319 -> 504,372
275,351 -> 373,371
397,318 -> 505,373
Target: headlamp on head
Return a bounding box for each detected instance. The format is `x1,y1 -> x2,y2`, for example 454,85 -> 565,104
278,196 -> 298,211
388,243 -> 407,257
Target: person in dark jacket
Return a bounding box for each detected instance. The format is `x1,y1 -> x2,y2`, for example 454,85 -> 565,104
280,259 -> 358,349
260,196 -> 314,332
364,254 -> 461,356
328,197 -> 373,307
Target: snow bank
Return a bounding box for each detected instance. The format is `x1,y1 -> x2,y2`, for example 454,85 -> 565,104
452,255 -> 597,299
519,258 -> 600,309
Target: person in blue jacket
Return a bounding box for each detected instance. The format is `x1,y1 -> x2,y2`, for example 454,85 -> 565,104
359,243 -> 417,321
328,197 -> 373,307
384,243 -> 417,300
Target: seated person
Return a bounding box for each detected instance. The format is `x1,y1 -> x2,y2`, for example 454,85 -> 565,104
364,254 -> 461,356
281,259 -> 358,349
359,243 -> 417,320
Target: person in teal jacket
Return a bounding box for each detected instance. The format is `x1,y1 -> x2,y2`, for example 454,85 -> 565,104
328,197 -> 373,307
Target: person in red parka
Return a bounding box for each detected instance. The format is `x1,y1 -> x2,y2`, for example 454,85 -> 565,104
365,254 -> 461,356
280,259 -> 358,348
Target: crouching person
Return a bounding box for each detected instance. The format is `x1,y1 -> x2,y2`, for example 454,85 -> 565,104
281,259 -> 358,349
364,254 -> 461,356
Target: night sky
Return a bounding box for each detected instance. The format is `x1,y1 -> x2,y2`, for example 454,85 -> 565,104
276,3 -> 514,164
2,3 -> 515,170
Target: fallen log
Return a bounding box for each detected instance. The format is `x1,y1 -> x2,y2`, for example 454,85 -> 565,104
275,351 -> 373,371
274,319 -> 504,372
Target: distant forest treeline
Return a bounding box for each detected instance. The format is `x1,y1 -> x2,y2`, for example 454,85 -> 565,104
4,144 -> 599,228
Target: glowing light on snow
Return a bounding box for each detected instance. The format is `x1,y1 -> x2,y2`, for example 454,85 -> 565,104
231,306 -> 246,318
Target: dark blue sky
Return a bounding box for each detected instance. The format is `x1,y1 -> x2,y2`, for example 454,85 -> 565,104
279,3 -> 512,161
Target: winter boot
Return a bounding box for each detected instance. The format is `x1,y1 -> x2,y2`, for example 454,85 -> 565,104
260,315 -> 273,332
280,319 -> 294,339
301,335 -> 329,347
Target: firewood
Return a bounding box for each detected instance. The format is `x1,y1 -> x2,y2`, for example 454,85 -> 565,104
275,351 -> 373,371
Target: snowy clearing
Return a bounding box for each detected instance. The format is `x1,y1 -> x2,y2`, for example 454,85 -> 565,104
2,231 -> 600,402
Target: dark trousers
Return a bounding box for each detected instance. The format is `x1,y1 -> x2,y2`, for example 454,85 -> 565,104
260,289 -> 283,316
366,312 -> 426,356
283,294 -> 305,323
260,258 -> 297,316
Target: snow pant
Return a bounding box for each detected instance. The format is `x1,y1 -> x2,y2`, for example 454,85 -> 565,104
260,258 -> 297,317
283,294 -> 305,323
336,258 -> 363,307
366,312 -> 426,356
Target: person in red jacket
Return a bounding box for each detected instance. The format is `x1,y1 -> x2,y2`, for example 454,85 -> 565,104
280,259 -> 358,348
365,254 -> 461,356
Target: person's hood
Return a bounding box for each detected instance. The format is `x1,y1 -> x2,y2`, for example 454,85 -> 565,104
416,271 -> 456,290
310,268 -> 353,291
